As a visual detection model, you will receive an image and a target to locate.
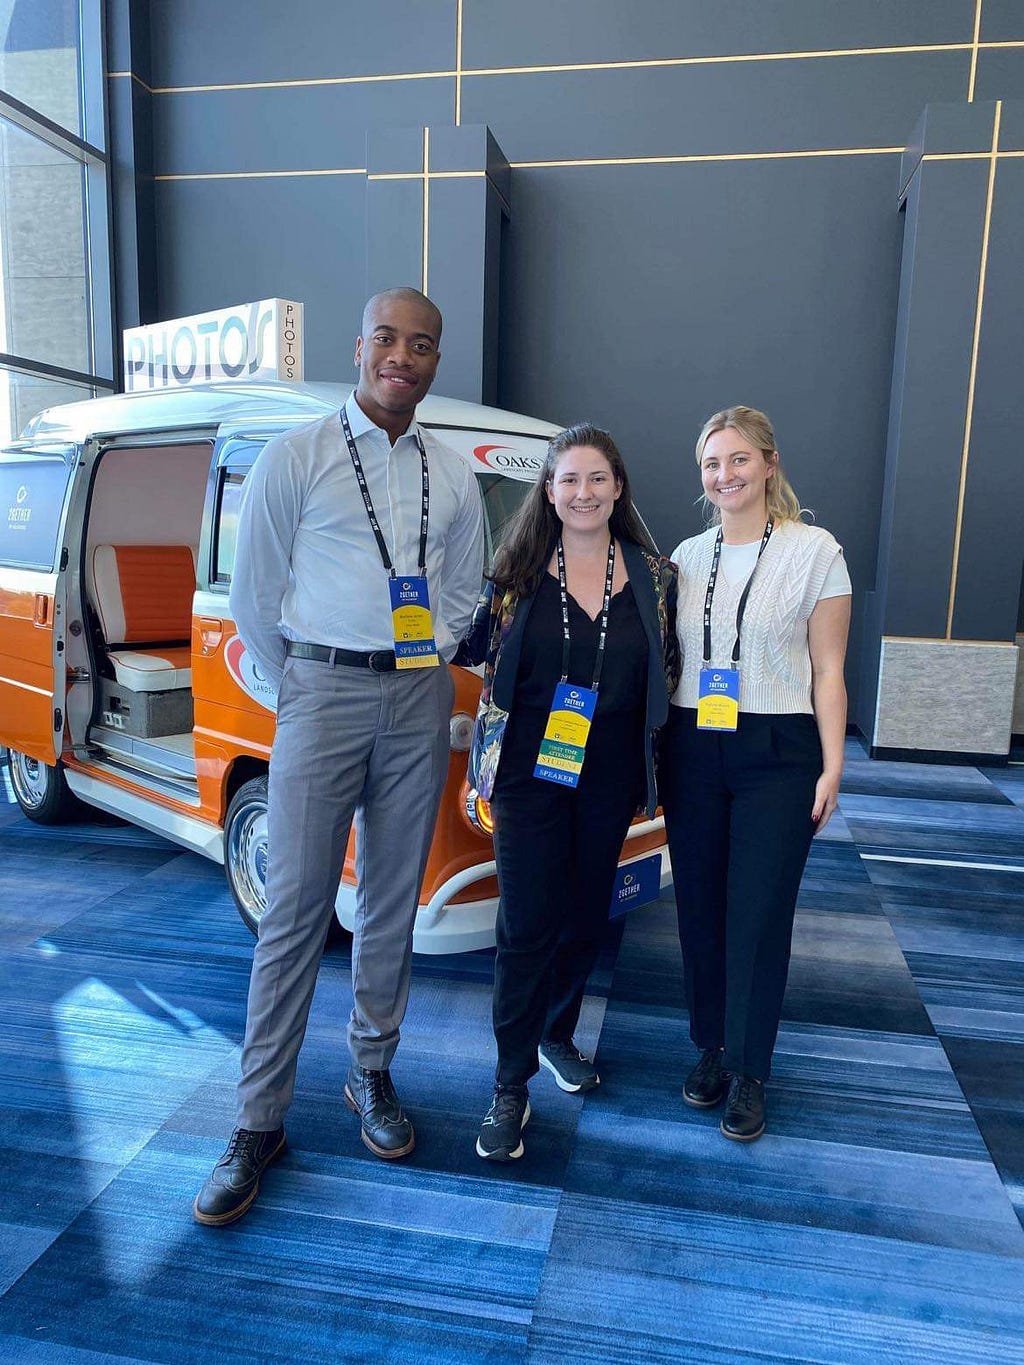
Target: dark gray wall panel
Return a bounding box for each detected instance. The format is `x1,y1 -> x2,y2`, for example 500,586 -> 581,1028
465,1 -> 976,69
366,180 -> 425,300
149,0 -> 457,87
882,161 -> 989,638
153,177 -> 368,379
497,155 -> 899,608
152,80 -> 454,175
462,52 -> 969,163
951,159 -> 1024,640
973,47 -> 1024,100
980,3 -> 1024,42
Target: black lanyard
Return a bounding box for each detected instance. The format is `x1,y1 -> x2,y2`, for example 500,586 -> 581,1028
702,520 -> 774,667
556,536 -> 616,689
340,406 -> 429,578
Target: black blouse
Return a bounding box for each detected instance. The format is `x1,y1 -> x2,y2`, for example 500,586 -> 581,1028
512,572 -> 649,715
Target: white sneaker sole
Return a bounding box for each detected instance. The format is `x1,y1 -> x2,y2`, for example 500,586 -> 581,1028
538,1051 -> 600,1094
476,1101 -> 531,1160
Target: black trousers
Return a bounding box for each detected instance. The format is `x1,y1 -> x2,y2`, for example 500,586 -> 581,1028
490,707 -> 644,1089
659,706 -> 821,1081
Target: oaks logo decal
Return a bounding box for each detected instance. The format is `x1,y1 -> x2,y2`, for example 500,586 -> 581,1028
473,444 -> 544,479
224,635 -> 277,711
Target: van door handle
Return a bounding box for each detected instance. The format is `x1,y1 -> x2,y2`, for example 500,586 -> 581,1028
33,593 -> 50,626
199,617 -> 224,654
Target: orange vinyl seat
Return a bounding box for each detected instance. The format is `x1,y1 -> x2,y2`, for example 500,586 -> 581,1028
92,544 -> 197,692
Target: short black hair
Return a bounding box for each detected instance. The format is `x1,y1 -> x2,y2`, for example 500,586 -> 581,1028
361,288 -> 442,342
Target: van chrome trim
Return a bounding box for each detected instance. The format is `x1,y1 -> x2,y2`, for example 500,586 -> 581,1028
90,725 -> 198,780
63,767 -> 223,863
0,673 -> 51,697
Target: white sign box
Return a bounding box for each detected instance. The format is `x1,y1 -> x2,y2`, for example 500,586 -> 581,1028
123,299 -> 303,392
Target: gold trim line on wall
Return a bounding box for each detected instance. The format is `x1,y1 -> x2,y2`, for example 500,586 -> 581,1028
946,99 -> 1001,641
422,127 -> 430,294
154,169 -> 368,181
968,0 -> 984,101
156,148 -> 923,182
455,0 -> 464,126
129,38 -> 1024,97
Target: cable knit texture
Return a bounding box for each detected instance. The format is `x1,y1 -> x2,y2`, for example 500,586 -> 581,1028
671,520 -> 844,714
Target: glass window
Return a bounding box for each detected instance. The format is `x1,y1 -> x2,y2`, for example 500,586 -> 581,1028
0,364 -> 93,445
0,450 -> 73,569
0,116 -> 90,376
0,0 -> 83,137
214,470 -> 247,585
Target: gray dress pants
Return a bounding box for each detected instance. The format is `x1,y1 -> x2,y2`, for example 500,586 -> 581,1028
236,654 -> 454,1131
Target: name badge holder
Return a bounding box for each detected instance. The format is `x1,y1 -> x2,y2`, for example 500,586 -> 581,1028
534,536 -> 616,788
341,406 -> 439,669
696,520 -> 773,731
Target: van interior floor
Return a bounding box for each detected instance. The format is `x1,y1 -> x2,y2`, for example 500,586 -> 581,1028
0,738 -> 1021,1362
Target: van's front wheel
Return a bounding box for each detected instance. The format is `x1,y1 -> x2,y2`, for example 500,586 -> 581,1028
223,775 -> 351,947
5,748 -> 77,824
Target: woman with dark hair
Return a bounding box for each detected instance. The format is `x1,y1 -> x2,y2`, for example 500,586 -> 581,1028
458,423 -> 678,1162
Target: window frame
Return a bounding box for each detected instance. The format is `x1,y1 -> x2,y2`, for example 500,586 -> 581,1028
0,1 -> 114,444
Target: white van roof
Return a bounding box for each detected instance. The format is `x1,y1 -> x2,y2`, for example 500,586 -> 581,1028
17,381 -> 561,446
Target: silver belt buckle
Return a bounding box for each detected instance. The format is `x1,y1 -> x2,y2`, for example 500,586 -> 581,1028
368,650 -> 392,672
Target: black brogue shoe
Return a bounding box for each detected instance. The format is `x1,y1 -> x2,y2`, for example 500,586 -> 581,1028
720,1074 -> 766,1142
682,1048 -> 728,1108
344,1065 -> 415,1159
192,1126 -> 287,1226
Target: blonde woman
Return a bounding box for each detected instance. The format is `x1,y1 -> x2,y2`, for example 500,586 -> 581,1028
659,406 -> 851,1141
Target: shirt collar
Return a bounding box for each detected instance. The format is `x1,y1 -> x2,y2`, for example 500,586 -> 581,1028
343,391 -> 422,445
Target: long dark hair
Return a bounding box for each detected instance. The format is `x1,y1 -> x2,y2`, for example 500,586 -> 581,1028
491,423 -> 656,597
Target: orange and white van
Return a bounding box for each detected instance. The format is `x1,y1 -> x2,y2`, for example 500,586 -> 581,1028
0,381 -> 670,952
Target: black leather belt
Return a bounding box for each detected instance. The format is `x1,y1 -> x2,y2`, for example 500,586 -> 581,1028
286,641 -> 397,672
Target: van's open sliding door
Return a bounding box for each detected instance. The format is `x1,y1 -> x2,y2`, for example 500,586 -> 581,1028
0,443 -> 80,763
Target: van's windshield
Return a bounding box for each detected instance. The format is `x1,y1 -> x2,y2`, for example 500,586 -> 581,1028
475,472 -> 531,569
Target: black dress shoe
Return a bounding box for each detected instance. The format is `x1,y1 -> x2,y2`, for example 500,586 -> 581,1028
344,1065 -> 415,1159
192,1126 -> 286,1226
720,1074 -> 766,1141
682,1048 -> 727,1108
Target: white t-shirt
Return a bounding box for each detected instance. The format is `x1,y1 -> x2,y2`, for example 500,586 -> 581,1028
719,539 -> 852,597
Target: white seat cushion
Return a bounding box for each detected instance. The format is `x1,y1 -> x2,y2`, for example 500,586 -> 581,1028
109,648 -> 192,692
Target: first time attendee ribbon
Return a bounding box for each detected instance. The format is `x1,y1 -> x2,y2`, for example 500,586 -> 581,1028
534,536 -> 616,787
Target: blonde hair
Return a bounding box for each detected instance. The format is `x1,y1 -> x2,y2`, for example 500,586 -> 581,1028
695,405 -> 803,525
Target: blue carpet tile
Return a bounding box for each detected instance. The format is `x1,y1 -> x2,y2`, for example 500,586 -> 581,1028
1,745 -> 1023,1361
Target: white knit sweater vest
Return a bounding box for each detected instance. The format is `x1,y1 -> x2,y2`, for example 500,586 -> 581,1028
671,520 -> 844,715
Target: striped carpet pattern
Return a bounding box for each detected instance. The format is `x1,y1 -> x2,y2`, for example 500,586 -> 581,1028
0,743 -> 1022,1362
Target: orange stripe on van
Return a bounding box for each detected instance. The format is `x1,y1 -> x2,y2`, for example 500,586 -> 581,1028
114,546 -> 195,643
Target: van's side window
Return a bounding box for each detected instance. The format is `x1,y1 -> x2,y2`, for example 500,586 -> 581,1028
213,470 -> 247,585
0,455 -> 74,571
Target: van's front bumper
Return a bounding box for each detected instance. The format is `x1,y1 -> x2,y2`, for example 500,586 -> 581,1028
335,817 -> 673,956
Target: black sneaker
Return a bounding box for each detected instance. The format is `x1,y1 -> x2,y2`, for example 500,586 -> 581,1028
720,1074 -> 766,1141
476,1086 -> 531,1161
683,1048 -> 727,1108
344,1066 -> 415,1159
538,1039 -> 600,1093
192,1126 -> 286,1226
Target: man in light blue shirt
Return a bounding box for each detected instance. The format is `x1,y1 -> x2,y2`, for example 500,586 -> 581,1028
194,289 -> 484,1225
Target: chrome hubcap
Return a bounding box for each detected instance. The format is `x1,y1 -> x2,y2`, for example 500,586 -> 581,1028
9,750 -> 50,810
227,796 -> 269,926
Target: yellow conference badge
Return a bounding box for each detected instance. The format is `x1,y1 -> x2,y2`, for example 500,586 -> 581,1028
696,667 -> 739,731
389,576 -> 439,669
534,682 -> 599,787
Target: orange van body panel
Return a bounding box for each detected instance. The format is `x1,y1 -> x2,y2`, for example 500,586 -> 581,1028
0,568 -> 58,763
191,610 -> 498,907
